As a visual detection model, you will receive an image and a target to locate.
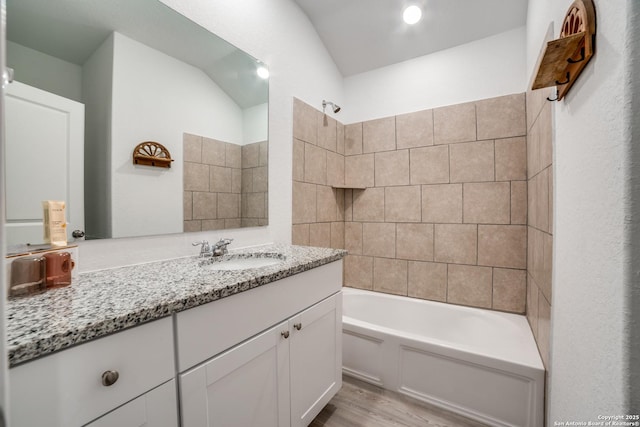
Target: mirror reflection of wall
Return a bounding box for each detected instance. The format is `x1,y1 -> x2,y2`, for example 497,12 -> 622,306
5,0 -> 268,248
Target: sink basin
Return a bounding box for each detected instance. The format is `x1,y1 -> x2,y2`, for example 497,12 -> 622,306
200,253 -> 285,271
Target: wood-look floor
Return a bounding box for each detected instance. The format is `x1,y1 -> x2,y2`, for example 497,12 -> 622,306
310,376 -> 488,427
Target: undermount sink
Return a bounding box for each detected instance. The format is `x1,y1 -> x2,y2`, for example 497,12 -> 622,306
200,253 -> 285,271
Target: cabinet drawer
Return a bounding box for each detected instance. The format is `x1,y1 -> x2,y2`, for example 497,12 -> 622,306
10,317 -> 174,427
176,260 -> 343,371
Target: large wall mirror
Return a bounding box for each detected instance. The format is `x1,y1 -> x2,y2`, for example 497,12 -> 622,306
4,0 -> 269,251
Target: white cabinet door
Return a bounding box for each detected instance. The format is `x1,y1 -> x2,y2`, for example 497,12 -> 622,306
85,380 -> 178,427
289,293 -> 342,427
5,81 -> 84,246
180,321 -> 291,427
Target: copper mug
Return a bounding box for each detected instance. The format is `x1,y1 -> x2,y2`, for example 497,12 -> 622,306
44,252 -> 74,288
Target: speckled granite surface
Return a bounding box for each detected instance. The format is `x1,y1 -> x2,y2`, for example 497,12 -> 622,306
7,244 -> 346,367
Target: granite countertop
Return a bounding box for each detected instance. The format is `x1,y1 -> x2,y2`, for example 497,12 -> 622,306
7,244 -> 346,367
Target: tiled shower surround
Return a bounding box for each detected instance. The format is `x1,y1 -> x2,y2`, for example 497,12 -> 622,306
184,133 -> 268,231
525,88 -> 554,369
292,95 -> 530,315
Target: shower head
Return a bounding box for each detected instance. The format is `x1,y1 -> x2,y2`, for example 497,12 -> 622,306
322,100 -> 341,114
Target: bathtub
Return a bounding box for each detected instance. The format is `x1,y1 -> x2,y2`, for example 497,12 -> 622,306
342,288 -> 544,427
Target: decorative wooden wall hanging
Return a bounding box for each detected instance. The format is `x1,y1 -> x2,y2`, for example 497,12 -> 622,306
531,0 -> 596,101
132,141 -> 174,168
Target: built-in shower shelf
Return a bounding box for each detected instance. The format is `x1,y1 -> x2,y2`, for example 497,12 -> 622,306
331,185 -> 367,190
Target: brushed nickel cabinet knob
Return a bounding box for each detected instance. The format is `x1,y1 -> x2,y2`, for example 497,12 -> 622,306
281,331 -> 290,339
101,370 -> 119,386
294,323 -> 302,331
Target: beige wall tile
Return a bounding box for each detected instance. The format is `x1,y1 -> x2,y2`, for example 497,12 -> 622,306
242,143 -> 260,169
433,102 -> 476,144
447,264 -> 492,308
331,222 -> 345,249
242,218 -> 260,228
253,166 -> 268,193
304,143 -> 327,185
210,166 -> 232,193
184,191 -> 193,221
373,258 -> 408,296
511,181 -> 527,224
537,293 -> 551,368
385,186 -> 421,222
408,261 -> 447,302
345,154 -> 374,188
184,162 -> 209,192
202,219 -> 224,231
537,168 -> 550,232
541,231 -> 553,303
242,193 -> 265,218
224,218 -> 242,229
526,89 -> 544,132
202,138 -> 226,166
495,137 -> 527,181
259,141 -> 268,167
345,123 -> 363,155
396,109 -> 434,149
397,223 -> 434,261
232,168 -> 242,194
528,227 -> 543,289
292,224 -> 310,246
409,145 -> 450,184
538,101 -> 553,170
293,138 -> 305,181
527,119 -> 540,179
345,222 -> 363,254
450,140 -> 495,183
184,220 -> 202,232
226,143 -> 242,168
526,274 -> 539,337
183,133 -> 202,163
422,184 -> 463,223
317,186 -> 338,222
344,189 -> 353,221
344,255 -> 373,290
293,98 -> 318,144
476,93 -> 526,140
434,224 -> 477,264
548,167 -> 554,234
336,188 -> 345,221
478,225 -> 527,269
292,181 -> 316,224
463,182 -> 510,224
375,150 -> 409,186
492,268 -> 526,313
337,123 -> 345,155
318,114 -> 337,152
363,117 -> 396,153
193,192 -> 217,220
352,188 -> 385,222
242,169 -> 253,194
309,223 -> 331,248
217,193 -> 240,219
327,151 -> 345,187
363,222 -> 396,258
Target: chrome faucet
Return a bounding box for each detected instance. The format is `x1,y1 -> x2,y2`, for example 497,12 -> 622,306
211,238 -> 233,257
193,238 -> 233,257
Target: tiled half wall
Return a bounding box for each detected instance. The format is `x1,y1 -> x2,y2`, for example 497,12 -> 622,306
184,133 -> 268,231
292,94 -> 528,314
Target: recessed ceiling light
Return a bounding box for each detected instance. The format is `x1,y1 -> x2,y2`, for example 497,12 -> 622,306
257,66 -> 269,79
403,5 -> 422,25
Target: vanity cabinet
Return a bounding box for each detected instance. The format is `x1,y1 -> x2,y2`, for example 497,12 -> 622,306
176,260 -> 343,427
180,292 -> 342,427
9,317 -> 175,427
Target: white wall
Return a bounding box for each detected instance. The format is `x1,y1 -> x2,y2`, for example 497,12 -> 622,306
83,34 -> 114,240
526,0 -> 637,419
110,32 -> 244,238
342,27 -> 527,123
6,41 -> 82,102
79,0 -> 343,270
243,102 -> 268,144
